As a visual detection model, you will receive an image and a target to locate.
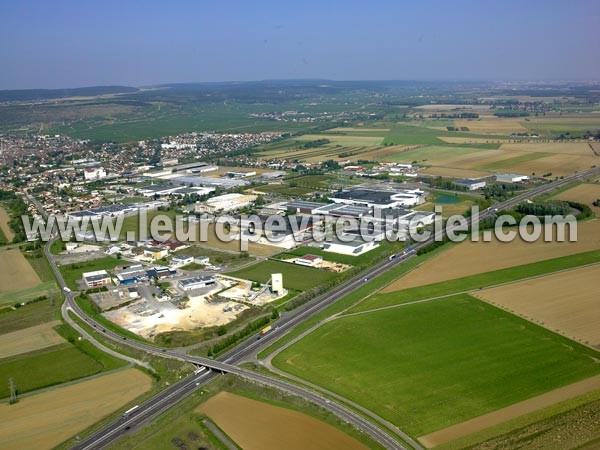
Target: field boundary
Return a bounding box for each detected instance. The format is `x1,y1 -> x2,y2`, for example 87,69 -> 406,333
418,373 -> 600,448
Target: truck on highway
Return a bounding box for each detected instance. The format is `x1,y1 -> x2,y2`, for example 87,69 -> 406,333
258,325 -> 272,337
122,405 -> 139,419
63,286 -> 71,293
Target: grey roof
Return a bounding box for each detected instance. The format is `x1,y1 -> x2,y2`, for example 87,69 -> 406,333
171,176 -> 249,188
455,178 -> 485,185
138,184 -> 175,192
331,189 -> 395,204
285,200 -> 325,210
179,276 -> 216,287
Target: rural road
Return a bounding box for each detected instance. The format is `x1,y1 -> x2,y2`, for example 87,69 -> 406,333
36,165 -> 600,450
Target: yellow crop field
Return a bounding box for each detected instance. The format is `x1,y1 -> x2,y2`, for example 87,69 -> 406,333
500,142 -> 594,155
455,116 -> 529,134
0,249 -> 42,295
197,391 -> 368,450
501,153 -> 598,178
383,219 -> 600,292
0,368 -> 152,450
553,183 -> 600,217
0,321 -> 64,359
473,264 -> 600,347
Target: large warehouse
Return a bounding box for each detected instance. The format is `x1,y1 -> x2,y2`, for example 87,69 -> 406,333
178,275 -> 217,291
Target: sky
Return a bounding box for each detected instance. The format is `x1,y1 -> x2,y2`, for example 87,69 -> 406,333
1,0 -> 599,89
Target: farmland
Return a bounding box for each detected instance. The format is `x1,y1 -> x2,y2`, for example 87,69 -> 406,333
0,249 -> 42,296
0,298 -> 60,335
436,388 -> 600,450
197,391 -> 368,450
0,320 -> 64,359
229,259 -> 338,290
0,368 -> 152,450
0,346 -> 103,398
0,206 -> 14,242
273,294 -> 600,437
420,373 -> 600,447
0,323 -> 128,398
473,264 -> 600,347
552,182 -> 600,216
354,249 -> 600,313
383,219 -> 600,292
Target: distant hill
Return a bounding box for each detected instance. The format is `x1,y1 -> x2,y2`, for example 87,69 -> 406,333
0,86 -> 139,102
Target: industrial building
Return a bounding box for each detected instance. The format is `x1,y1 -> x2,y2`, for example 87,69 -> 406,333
330,188 -> 424,208
82,270 -> 112,288
239,214 -> 315,248
198,193 -> 257,213
171,255 -> 194,267
322,236 -> 379,256
171,175 -> 249,189
495,173 -> 530,183
179,275 -> 217,291
294,254 -> 323,267
454,178 -> 487,190
114,265 -> 147,285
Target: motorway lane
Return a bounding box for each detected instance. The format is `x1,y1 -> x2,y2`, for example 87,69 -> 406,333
42,166 -> 600,450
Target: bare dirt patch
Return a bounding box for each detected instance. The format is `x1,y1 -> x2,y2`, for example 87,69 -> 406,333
418,373 -> 600,448
0,321 -> 64,359
0,368 -> 151,450
196,391 -> 368,450
383,220 -> 600,292
0,249 -> 42,295
473,264 -> 600,347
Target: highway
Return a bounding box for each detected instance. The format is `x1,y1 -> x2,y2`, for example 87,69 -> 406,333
37,165 -> 600,450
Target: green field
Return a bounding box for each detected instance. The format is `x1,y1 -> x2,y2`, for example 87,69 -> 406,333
379,144 -> 482,163
349,249 -> 600,313
229,259 -> 338,290
273,294 -> 600,437
0,299 -> 60,335
119,208 -> 178,240
0,346 -> 101,398
0,322 -> 127,398
58,256 -> 121,290
0,281 -> 60,307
